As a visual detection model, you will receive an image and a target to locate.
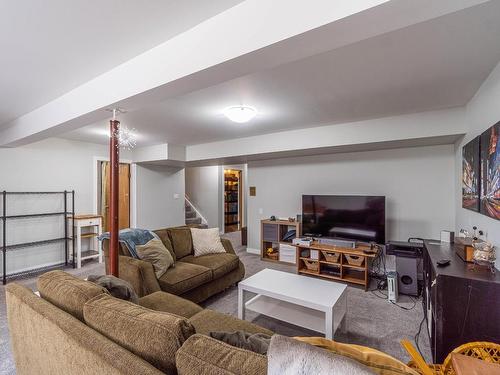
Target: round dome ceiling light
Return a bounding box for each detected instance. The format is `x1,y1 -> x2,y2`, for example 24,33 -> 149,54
223,105 -> 257,123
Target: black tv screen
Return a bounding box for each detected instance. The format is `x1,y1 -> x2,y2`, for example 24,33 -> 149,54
302,195 -> 386,244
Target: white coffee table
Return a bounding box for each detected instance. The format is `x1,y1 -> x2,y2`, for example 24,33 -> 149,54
238,268 -> 347,339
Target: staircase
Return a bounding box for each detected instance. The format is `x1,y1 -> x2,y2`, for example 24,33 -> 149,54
185,197 -> 208,228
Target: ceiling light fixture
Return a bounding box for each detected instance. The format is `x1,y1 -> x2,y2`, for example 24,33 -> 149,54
223,105 -> 257,123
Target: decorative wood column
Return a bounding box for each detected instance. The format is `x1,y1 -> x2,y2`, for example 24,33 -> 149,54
109,119 -> 120,277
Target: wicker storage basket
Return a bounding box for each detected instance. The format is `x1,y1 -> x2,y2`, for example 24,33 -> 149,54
321,250 -> 340,263
303,259 -> 319,271
267,252 -> 279,260
345,254 -> 364,266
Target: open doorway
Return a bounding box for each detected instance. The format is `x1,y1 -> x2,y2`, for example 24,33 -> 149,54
224,169 -> 242,233
99,161 -> 131,231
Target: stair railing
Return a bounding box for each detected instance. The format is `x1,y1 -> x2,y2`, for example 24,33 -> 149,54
184,194 -> 208,226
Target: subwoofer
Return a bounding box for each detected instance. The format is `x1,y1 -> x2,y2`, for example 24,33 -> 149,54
395,256 -> 418,296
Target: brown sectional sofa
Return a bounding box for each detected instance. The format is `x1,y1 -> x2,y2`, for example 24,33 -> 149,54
6,271 -> 419,375
6,271 -> 270,375
102,226 -> 245,302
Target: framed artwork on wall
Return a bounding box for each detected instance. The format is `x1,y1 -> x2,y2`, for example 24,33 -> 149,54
480,121 -> 500,220
462,136 -> 481,211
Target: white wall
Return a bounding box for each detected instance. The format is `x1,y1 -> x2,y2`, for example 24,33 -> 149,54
185,166 -> 220,228
135,164 -> 185,230
0,138 -> 111,276
185,164 -> 249,231
247,145 -> 455,251
0,137 -> 185,277
455,61 -> 500,269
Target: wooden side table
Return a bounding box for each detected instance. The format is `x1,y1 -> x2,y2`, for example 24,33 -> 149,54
72,215 -> 103,268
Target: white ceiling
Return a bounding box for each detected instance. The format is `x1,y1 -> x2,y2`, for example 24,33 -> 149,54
61,1 -> 500,147
0,0 -> 243,125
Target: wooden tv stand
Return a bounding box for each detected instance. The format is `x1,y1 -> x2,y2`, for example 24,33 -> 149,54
295,241 -> 378,290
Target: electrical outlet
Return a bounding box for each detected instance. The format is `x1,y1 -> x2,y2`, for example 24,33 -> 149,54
258,208 -> 263,214
173,193 -> 179,199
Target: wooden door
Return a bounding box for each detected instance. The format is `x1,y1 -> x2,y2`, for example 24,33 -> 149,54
101,162 -> 130,231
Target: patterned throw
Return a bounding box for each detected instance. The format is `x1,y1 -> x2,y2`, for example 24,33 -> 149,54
267,335 -> 376,375
99,228 -> 159,258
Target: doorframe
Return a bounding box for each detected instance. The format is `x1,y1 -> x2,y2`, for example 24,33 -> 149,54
221,164 -> 247,234
93,156 -> 137,228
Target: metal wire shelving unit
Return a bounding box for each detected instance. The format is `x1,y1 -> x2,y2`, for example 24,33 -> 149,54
1,191 -> 75,284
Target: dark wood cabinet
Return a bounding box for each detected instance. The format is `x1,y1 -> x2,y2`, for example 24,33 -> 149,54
423,240 -> 500,363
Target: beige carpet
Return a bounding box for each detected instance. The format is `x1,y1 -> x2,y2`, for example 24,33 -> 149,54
0,232 -> 430,374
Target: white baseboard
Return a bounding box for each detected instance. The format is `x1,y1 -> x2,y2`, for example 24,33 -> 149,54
246,247 -> 260,255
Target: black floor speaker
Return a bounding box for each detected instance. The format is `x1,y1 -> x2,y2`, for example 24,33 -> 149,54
395,256 -> 418,296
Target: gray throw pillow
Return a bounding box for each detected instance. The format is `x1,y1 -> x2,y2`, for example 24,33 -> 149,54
209,331 -> 272,355
136,238 -> 175,278
87,275 -> 139,304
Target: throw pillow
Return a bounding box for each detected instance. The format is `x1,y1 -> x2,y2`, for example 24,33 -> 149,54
87,274 -> 139,304
152,228 -> 177,260
209,331 -> 272,355
135,238 -> 175,278
190,227 -> 226,257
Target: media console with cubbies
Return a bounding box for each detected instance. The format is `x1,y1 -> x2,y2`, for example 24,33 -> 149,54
260,219 -> 301,264
295,242 -> 377,290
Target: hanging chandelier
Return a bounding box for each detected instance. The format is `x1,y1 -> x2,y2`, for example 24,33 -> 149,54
107,108 -> 137,149
113,124 -> 137,150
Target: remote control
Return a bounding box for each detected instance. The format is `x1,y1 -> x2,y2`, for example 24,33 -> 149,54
437,259 -> 451,267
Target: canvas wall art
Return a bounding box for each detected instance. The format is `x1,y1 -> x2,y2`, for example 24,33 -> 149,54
462,136 -> 480,211
480,121 -> 500,220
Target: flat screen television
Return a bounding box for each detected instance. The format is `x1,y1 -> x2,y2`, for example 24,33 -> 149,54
302,195 -> 386,244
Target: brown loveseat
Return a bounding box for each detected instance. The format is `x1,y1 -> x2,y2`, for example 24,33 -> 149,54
102,226 -> 245,302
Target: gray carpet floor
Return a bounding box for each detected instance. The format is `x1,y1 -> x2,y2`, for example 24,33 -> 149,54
0,232 -> 430,374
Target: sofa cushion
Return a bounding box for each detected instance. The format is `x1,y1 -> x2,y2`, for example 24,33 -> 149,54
136,238 -> 175,278
138,291 -> 203,318
176,334 -> 267,375
167,227 -> 193,259
295,337 -> 419,375
182,253 -> 239,279
152,228 -> 176,260
158,261 -> 212,295
189,309 -> 273,336
37,270 -> 107,321
83,293 -> 195,374
6,283 -> 164,375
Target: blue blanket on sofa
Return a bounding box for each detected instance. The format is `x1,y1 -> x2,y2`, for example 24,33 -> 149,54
99,228 -> 159,259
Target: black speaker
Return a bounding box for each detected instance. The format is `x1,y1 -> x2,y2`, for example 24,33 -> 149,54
395,256 -> 418,296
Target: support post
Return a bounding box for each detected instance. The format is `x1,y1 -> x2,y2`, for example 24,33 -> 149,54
109,119 -> 120,277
